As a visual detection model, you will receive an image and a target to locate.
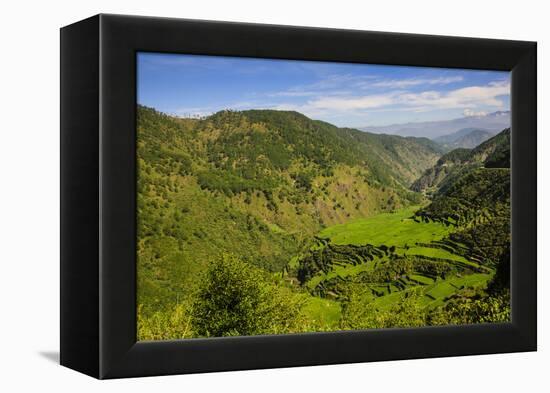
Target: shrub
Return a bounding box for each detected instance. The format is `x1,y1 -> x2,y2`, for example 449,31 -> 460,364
191,254 -> 307,337
428,290 -> 510,325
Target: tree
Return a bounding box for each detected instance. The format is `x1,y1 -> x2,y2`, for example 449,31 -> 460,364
191,254 -> 306,337
428,291 -> 510,326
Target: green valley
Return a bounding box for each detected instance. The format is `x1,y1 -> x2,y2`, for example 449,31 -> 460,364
136,105 -> 511,340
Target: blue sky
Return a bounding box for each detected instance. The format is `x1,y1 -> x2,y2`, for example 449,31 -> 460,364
137,52 -> 510,128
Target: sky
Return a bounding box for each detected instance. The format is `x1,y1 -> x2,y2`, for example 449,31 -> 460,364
137,52 -> 510,128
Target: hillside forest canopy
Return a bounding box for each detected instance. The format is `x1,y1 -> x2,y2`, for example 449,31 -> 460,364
136,54 -> 511,340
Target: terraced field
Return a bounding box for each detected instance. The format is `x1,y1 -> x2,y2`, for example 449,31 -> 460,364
295,206 -> 495,317
319,206 -> 452,247
372,273 -> 493,310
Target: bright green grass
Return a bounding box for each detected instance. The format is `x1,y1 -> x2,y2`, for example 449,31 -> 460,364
422,273 -> 493,307
303,206 -> 492,319
319,206 -> 454,247
302,297 -> 342,328
404,246 -> 471,264
372,273 -> 493,310
306,275 -> 325,290
306,255 -> 388,290
288,255 -> 300,269
326,256 -> 382,279
408,274 -> 434,285
405,246 -> 490,272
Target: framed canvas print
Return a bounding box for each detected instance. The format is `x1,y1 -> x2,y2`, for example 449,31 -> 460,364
60,14 -> 537,379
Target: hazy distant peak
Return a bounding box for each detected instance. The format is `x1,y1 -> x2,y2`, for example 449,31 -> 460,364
360,111 -> 510,139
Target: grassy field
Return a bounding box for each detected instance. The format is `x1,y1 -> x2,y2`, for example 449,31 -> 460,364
371,273 -> 493,310
405,246 -> 470,264
300,205 -> 495,318
319,206 -> 453,247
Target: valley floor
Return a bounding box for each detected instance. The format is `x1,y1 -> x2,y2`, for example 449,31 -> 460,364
286,206 -> 495,330
138,204 -> 505,340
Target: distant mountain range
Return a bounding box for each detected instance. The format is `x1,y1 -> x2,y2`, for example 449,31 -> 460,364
434,128 -> 496,150
360,111 -> 510,139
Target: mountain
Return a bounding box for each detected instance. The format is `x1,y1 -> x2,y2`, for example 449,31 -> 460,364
434,128 -> 496,150
411,128 -> 510,193
434,127 -> 485,144
412,128 -> 511,289
136,105 -> 442,311
414,146 -> 510,270
137,106 -> 511,338
360,111 -> 510,139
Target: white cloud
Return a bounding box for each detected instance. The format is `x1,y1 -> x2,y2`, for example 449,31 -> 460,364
171,107 -> 214,118
396,80 -> 509,111
463,108 -> 488,117
270,74 -> 376,97
173,78 -> 510,127
267,80 -> 510,119
307,93 -> 397,111
265,93 -> 397,119
266,74 -> 467,102
371,76 -> 464,89
268,90 -> 351,98
306,74 -> 376,90
268,91 -> 318,97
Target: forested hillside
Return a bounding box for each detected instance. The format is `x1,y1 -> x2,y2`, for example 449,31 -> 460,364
292,153 -> 510,330
411,128 -> 510,194
434,128 -> 495,150
137,106 -> 510,340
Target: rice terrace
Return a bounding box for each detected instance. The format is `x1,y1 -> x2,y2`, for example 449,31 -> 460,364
136,53 -> 511,340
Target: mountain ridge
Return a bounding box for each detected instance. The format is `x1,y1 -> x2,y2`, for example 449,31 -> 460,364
434,128 -> 496,150
411,128 -> 510,193
360,111 -> 510,139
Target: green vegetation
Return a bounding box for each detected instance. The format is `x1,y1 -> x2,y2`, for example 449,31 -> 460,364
319,206 -> 452,247
416,168 -> 510,226
411,128 -> 510,194
191,254 -> 308,337
137,106 -> 510,340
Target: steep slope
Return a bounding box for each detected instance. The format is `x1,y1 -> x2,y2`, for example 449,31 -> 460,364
339,129 -> 444,185
415,166 -> 510,271
481,133 -> 510,168
411,128 -> 510,193
416,168 -> 510,226
291,162 -> 511,328
434,128 -> 495,150
414,129 -> 511,267
468,128 -> 510,163
136,106 -> 442,312
435,127 -> 487,144
199,109 -> 441,188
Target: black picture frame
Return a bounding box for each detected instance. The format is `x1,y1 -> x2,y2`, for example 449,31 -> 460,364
60,14 -> 537,379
